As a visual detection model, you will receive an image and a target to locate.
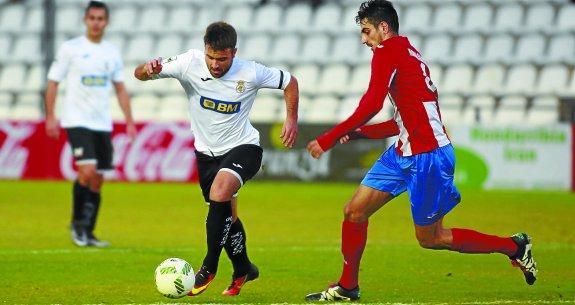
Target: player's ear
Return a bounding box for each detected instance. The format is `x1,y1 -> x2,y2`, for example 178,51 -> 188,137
378,21 -> 389,35
231,48 -> 237,57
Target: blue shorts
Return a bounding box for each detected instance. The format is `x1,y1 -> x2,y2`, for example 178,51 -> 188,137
361,144 -> 461,226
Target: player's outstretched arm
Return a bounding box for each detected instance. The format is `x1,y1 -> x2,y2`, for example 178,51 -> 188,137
134,57 -> 163,81
280,76 -> 299,148
113,82 -> 137,142
340,119 -> 400,144
44,80 -> 60,139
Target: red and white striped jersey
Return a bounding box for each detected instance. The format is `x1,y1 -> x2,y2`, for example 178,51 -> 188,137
316,36 -> 450,156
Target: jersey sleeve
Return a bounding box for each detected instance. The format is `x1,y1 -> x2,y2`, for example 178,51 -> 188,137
111,49 -> 124,83
316,46 -> 398,151
47,43 -> 71,82
254,62 -> 291,90
152,49 -> 194,80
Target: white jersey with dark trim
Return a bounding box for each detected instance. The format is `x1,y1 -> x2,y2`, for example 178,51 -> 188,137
48,36 -> 124,132
152,49 -> 291,156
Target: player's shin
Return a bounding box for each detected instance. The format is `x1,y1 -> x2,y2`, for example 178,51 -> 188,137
203,200 -> 233,273
72,180 -> 90,230
224,218 -> 251,277
85,190 -> 101,235
451,228 -> 518,257
339,220 -> 368,290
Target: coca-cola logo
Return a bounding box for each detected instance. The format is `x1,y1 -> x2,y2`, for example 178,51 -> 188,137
0,122 -> 35,178
61,123 -> 197,181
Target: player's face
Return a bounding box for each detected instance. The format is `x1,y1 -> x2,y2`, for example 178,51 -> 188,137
84,8 -> 108,39
204,44 -> 236,78
360,19 -> 385,51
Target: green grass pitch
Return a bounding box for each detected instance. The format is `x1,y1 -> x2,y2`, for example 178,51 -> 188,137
0,180 -> 574,304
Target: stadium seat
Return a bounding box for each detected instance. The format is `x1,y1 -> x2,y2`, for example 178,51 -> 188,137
306,96 -> 340,123
239,35 -> 272,62
185,35 -> 205,50
26,6 -> 43,32
422,34 -> 452,64
108,6 -> 137,33
467,95 -> 496,124
250,94 -> 282,123
0,64 -> 27,91
348,64 -> 370,94
138,5 -> 168,32
270,34 -> 301,63
317,64 -> 350,95
156,35 -> 184,58
330,35 -> 360,64
132,94 -> 160,122
300,34 -> 331,64
284,4 -> 312,33
527,96 -> 559,124
462,3 -> 493,33
514,34 -> 546,63
0,35 -> 11,59
312,4 -> 342,33
122,65 -> 144,93
408,34 -> 423,51
340,5 -> 360,33
439,107 -> 461,126
493,4 -> 524,33
432,4 -> 462,32
292,64 -> 320,95
253,4 -> 282,33
337,95 -> 361,120
442,65 -> 474,94
484,34 -> 514,63
0,93 -> 11,120
24,66 -> 44,92
196,6 -> 225,31
452,34 -> 483,64
158,94 -> 189,122
439,94 -> 463,109
494,95 -> 527,125
12,35 -> 41,62
11,94 -> 42,120
224,5 -> 254,33
472,64 -> 505,95
166,6 -> 194,32
524,3 -> 555,31
402,4 -> 432,33
427,64 -> 443,90
555,4 -> 575,32
105,33 -> 126,56
55,6 -> 82,33
537,65 -> 570,95
547,34 -> 575,64
125,36 -> 155,62
0,4 -> 25,32
504,65 -> 537,95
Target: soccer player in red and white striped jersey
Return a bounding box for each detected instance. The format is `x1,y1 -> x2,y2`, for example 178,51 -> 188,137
305,0 -> 537,301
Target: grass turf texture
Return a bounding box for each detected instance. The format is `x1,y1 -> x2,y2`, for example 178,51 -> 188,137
0,180 -> 573,304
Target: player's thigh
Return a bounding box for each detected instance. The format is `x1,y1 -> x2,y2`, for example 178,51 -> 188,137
344,185 -> 395,222
195,151 -> 221,203
406,145 -> 461,226
359,145 -> 407,201
219,144 -> 263,186
209,170 -> 242,201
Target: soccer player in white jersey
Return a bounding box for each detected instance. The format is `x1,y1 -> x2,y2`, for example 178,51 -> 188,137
134,22 -> 299,296
44,1 -> 136,248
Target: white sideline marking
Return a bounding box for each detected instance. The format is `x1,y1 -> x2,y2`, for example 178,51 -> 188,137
83,301 -> 575,305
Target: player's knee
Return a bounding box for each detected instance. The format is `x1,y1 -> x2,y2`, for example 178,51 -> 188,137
416,234 -> 447,249
78,167 -> 97,185
343,204 -> 368,223
209,183 -> 234,202
90,176 -> 104,192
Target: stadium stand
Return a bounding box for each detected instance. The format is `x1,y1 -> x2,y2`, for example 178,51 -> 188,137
0,0 -> 573,124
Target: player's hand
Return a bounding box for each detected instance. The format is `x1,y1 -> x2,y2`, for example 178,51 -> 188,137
144,57 -> 163,77
339,129 -> 363,144
126,122 -> 137,143
45,116 -> 59,139
306,139 -> 325,159
280,117 -> 298,148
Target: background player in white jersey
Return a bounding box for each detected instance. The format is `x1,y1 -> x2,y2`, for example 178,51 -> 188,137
134,22 -> 299,296
44,1 -> 136,247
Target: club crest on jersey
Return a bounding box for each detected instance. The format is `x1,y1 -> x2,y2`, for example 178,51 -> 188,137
200,96 -> 241,114
236,80 -> 246,93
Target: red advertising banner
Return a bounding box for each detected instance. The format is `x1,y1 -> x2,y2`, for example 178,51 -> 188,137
0,121 -> 198,182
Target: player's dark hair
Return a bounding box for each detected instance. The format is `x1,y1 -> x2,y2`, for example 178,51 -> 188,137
85,1 -> 109,19
204,22 -> 237,51
356,0 -> 399,33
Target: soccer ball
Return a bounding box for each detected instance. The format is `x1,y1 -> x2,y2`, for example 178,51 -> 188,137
154,258 -> 195,299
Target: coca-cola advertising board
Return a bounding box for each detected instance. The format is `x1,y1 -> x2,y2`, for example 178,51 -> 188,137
0,121 -> 198,182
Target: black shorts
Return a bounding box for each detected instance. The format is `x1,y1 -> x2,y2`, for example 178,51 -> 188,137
195,144 -> 263,202
65,127 -> 113,171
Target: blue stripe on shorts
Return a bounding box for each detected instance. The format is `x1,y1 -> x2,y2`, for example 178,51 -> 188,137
361,144 -> 461,226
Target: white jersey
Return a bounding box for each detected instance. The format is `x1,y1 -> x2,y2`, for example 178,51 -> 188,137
48,36 -> 124,132
152,49 -> 291,156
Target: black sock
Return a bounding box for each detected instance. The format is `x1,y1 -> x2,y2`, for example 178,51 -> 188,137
72,181 -> 89,231
202,200 -> 233,274
224,218 -> 251,277
85,190 -> 101,237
